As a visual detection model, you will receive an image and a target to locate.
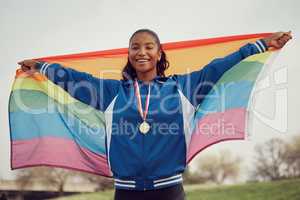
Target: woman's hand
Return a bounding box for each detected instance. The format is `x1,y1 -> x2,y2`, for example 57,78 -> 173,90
263,31 -> 292,49
18,59 -> 39,72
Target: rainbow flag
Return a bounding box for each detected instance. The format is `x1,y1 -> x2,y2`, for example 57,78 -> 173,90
9,33 -> 277,176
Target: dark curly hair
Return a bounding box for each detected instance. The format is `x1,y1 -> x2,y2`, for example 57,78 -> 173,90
122,29 -> 169,80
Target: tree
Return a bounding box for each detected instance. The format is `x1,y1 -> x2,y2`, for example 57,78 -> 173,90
16,167 -> 114,195
195,150 -> 242,184
284,136 -> 300,178
78,173 -> 113,191
17,167 -> 74,196
252,138 -> 287,181
183,166 -> 207,184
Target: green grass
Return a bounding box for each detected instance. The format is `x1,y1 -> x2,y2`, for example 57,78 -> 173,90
51,178 -> 300,200
186,179 -> 300,200
51,190 -> 113,200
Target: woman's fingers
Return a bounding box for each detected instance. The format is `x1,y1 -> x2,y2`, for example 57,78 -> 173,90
284,31 -> 292,38
18,61 -> 25,66
276,31 -> 292,48
20,64 -> 30,73
266,31 -> 292,49
283,33 -> 292,42
21,64 -> 30,72
18,59 -> 38,72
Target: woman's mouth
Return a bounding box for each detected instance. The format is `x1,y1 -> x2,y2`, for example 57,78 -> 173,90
136,59 -> 150,63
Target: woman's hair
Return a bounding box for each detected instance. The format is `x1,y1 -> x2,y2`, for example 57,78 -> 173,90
122,29 -> 169,80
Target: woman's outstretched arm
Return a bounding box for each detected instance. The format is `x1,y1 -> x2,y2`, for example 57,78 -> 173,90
175,31 -> 292,107
17,60 -> 120,111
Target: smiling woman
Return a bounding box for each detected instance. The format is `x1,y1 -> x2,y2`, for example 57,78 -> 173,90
122,29 -> 169,82
15,29 -> 292,200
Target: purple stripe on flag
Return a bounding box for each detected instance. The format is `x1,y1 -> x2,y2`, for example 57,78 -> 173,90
11,136 -> 112,177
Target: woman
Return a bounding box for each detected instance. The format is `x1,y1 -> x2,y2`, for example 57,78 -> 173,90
18,29 -> 292,200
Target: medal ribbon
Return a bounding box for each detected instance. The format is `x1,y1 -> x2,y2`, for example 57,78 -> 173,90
134,80 -> 151,121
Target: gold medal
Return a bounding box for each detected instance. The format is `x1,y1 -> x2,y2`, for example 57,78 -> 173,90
139,121 -> 150,134
134,80 -> 151,135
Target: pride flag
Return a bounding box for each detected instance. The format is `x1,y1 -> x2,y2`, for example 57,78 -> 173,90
9,33 -> 276,177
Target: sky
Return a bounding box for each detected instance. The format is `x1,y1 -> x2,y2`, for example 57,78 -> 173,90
0,0 -> 299,180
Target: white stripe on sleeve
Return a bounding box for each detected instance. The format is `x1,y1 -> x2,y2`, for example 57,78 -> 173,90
253,42 -> 263,53
257,40 -> 266,52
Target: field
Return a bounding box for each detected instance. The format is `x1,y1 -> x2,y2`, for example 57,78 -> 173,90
51,178 -> 300,200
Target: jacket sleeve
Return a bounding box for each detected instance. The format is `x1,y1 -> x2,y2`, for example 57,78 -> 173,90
36,62 -> 120,111
175,39 -> 268,107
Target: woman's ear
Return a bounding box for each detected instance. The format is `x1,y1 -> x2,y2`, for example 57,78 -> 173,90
158,50 -> 162,61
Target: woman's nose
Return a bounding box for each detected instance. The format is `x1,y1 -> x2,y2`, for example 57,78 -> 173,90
137,47 -> 146,56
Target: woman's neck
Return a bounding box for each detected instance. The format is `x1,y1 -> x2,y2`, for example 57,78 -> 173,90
136,70 -> 157,83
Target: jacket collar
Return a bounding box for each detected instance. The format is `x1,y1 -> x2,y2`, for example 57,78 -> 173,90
122,76 -> 169,86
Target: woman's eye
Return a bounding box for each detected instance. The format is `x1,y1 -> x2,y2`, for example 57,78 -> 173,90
146,46 -> 154,50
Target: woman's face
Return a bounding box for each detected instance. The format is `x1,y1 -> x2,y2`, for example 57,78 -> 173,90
128,32 -> 162,75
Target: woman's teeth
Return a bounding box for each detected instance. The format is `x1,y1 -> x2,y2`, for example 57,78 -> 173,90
137,59 -> 149,63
